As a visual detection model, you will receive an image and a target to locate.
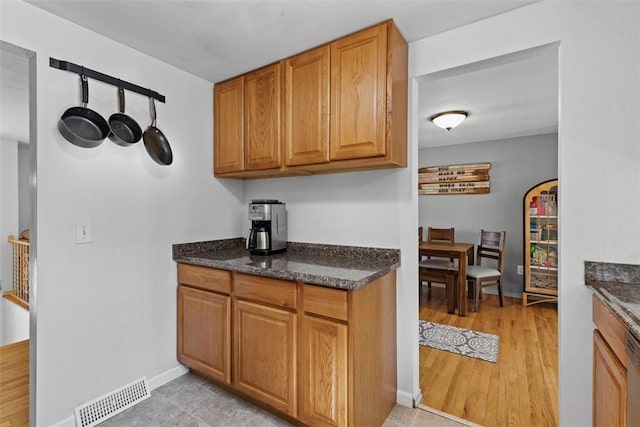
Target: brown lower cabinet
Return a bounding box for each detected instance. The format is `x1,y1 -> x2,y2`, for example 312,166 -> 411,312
177,268 -> 231,385
593,295 -> 628,427
176,263 -> 397,427
234,298 -> 297,416
300,312 -> 348,426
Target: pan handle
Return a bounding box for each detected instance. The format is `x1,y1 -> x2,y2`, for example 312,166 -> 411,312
149,97 -> 157,126
118,87 -> 126,114
80,73 -> 89,107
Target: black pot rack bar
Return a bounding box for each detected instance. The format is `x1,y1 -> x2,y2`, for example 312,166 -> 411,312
49,57 -> 165,103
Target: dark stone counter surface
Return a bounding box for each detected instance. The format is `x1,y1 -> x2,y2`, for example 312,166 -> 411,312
173,238 -> 401,290
586,261 -> 640,340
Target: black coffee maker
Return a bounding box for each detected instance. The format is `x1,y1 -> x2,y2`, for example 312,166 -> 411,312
246,200 -> 287,255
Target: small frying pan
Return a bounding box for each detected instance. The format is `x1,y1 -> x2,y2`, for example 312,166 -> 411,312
143,97 -> 173,165
108,87 -> 142,146
58,74 -> 110,148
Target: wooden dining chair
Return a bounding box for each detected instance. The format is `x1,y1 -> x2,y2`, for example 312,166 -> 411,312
418,227 -> 457,312
466,230 -> 506,312
422,227 -> 456,288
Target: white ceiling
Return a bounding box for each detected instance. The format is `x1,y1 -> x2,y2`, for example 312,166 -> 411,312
2,1 -> 558,148
24,0 -> 537,83
418,43 -> 558,148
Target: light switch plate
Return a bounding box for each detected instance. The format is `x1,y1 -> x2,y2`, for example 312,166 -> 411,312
75,221 -> 93,244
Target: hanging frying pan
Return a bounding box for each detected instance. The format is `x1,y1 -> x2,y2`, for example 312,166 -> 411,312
108,87 -> 142,146
143,97 -> 173,165
58,74 -> 110,148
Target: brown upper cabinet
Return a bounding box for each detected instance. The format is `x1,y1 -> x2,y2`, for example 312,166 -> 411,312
213,77 -> 244,174
213,19 -> 407,179
284,45 -> 331,167
330,23 -> 387,161
244,63 -> 282,171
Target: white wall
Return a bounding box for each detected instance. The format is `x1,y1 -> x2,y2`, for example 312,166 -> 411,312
418,134 -> 558,297
0,137 -> 20,346
0,1 -> 244,425
18,142 -> 30,232
244,170 -> 405,247
2,2 -> 638,425
0,137 -> 20,293
2,298 -> 29,344
243,157 -> 417,406
411,2 -> 640,426
0,138 -> 30,346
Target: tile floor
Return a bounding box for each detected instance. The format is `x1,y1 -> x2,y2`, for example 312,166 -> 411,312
98,373 -> 471,426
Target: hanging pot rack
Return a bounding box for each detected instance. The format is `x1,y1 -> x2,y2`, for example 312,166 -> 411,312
49,57 -> 166,103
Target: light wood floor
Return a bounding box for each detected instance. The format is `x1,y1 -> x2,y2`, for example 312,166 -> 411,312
0,340 -> 29,427
419,286 -> 558,427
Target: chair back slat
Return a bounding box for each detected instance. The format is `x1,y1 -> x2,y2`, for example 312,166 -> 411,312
427,227 -> 455,243
476,230 -> 506,271
480,230 -> 503,248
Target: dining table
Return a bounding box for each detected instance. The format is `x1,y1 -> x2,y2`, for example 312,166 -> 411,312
419,241 -> 475,316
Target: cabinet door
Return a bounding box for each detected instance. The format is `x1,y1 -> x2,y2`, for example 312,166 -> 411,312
234,299 -> 296,415
214,77 -> 244,174
284,45 -> 330,166
244,63 -> 282,171
330,24 -> 387,160
300,315 -> 348,427
593,329 -> 627,427
177,285 -> 231,384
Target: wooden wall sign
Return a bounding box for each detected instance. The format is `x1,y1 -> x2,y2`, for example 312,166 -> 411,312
418,163 -> 491,195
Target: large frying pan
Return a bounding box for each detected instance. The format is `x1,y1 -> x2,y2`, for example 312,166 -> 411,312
143,98 -> 173,165
58,74 -> 110,148
108,87 -> 142,146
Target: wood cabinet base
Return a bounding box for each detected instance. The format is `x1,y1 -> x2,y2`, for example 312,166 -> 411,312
594,330 -> 627,427
593,295 -> 628,427
177,263 -> 397,427
178,285 -> 231,384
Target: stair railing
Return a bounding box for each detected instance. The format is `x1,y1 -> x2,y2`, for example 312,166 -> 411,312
6,235 -> 29,309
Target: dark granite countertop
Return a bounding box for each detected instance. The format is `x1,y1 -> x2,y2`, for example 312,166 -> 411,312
172,238 -> 401,290
585,261 -> 640,340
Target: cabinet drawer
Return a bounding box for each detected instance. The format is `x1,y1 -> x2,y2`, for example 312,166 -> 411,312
593,294 -> 628,366
178,263 -> 231,294
304,284 -> 348,321
234,273 -> 297,309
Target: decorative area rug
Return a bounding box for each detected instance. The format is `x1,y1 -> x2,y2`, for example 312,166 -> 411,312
418,320 -> 499,363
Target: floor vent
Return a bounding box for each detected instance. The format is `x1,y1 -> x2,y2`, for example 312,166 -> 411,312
74,377 -> 150,427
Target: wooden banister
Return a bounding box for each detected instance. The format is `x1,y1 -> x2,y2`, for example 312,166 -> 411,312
5,235 -> 29,308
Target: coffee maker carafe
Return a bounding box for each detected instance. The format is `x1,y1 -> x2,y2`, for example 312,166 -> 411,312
246,200 -> 287,255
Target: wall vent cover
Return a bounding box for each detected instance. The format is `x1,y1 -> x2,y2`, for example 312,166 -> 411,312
74,377 -> 150,427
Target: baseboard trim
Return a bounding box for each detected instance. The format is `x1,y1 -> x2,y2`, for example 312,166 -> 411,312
49,415 -> 75,427
50,364 -> 189,427
396,388 -> 418,408
413,389 -> 423,407
147,364 -> 189,390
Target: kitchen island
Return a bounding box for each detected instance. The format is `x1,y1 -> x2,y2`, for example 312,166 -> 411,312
172,238 -> 400,427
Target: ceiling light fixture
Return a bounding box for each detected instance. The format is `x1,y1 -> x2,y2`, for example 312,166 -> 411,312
430,111 -> 468,131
